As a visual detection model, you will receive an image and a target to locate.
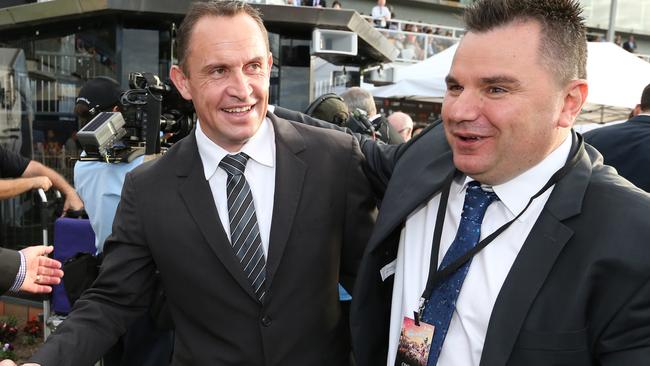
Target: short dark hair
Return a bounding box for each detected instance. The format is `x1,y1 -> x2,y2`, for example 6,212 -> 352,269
464,0 -> 587,85
176,1 -> 269,73
641,84 -> 650,112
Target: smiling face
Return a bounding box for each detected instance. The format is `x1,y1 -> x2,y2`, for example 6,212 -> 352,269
442,20 -> 586,185
170,14 -> 272,152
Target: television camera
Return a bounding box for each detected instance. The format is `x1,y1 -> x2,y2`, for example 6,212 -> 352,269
77,72 -> 195,162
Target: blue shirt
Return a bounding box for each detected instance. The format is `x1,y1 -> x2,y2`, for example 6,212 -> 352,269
74,156 -> 144,253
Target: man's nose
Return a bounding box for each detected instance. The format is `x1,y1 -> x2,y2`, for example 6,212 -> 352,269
445,89 -> 481,123
227,70 -> 253,100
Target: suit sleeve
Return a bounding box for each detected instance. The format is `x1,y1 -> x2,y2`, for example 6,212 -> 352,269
339,136 -> 377,294
0,248 -> 21,294
598,275 -> 650,364
30,172 -> 156,366
272,107 -> 408,197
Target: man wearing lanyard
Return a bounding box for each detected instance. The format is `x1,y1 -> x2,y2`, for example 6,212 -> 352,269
343,0 -> 650,365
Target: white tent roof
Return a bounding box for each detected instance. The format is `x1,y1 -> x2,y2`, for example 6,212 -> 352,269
394,43 -> 459,82
586,42 -> 650,108
369,43 -> 457,101
371,42 -> 650,111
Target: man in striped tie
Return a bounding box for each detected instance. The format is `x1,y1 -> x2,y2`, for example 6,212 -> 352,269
22,1 -> 375,366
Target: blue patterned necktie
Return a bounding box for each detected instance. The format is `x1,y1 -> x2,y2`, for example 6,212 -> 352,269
421,181 -> 498,365
219,153 -> 267,301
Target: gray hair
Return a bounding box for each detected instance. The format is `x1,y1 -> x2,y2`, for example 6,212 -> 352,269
340,87 -> 377,116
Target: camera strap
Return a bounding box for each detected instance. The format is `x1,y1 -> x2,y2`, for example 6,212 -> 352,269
415,134 -> 584,321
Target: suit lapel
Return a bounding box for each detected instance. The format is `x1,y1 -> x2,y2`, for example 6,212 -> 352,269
265,113 -> 307,287
176,133 -> 260,301
480,132 -> 592,366
369,148 -> 455,256
479,209 -> 573,366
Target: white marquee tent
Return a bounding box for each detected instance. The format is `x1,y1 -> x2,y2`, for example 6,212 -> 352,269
371,42 -> 650,114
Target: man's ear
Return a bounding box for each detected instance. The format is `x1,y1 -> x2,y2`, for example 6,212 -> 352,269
170,65 -> 192,101
558,79 -> 588,128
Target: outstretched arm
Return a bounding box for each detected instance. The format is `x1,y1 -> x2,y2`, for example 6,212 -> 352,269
273,106 -> 408,195
19,245 -> 63,294
22,160 -> 84,213
0,175 -> 52,200
0,246 -> 62,295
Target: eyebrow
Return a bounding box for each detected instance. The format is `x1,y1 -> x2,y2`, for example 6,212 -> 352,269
480,75 -> 521,87
445,74 -> 521,87
200,56 -> 267,74
445,75 -> 458,84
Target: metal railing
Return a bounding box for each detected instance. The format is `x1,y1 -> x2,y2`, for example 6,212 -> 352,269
360,16 -> 461,63
376,28 -> 458,63
28,51 -> 115,115
362,15 -> 465,39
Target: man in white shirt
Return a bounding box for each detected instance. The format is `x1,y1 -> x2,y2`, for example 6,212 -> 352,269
371,0 -> 391,28
344,0 -> 650,365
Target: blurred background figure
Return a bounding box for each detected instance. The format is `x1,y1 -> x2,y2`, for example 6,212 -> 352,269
371,0 -> 391,28
340,87 -> 403,144
0,145 -> 83,214
309,0 -> 326,7
614,34 -> 622,46
303,93 -> 350,126
623,35 -> 637,53
583,83 -> 650,192
387,111 -> 414,142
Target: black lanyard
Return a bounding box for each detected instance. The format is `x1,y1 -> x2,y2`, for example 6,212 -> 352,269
415,134 -> 585,321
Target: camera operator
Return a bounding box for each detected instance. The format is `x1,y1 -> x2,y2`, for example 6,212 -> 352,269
340,87 -> 403,144
72,76 -> 173,366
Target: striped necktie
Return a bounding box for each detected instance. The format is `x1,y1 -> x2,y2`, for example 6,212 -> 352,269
219,153 -> 267,301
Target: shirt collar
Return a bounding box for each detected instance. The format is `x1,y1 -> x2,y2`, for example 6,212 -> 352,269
196,116 -> 275,181
458,134 -> 572,219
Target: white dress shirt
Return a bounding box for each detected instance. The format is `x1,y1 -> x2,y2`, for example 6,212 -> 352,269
372,5 -> 391,19
387,135 -> 572,366
195,118 -> 276,256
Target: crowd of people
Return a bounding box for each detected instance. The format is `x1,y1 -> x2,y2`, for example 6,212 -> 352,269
2,0 -> 650,366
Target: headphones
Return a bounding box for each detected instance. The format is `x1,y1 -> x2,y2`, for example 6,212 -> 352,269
304,93 -> 350,126
304,93 -> 344,115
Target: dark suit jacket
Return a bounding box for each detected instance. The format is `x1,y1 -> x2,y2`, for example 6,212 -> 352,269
583,114 -> 650,192
622,41 -> 636,52
351,122 -> 650,366
308,0 -> 326,6
31,113 -> 375,366
0,248 -> 20,294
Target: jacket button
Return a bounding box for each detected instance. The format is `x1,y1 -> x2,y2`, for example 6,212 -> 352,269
261,315 -> 272,327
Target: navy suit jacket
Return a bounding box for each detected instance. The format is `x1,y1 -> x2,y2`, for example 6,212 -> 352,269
583,114 -> 650,192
